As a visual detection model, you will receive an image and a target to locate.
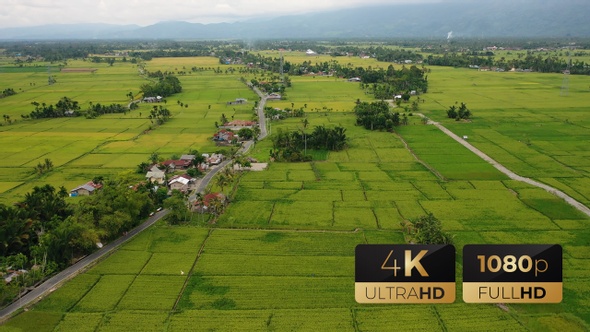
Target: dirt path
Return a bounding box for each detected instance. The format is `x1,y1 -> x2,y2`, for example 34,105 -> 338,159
417,114 -> 590,217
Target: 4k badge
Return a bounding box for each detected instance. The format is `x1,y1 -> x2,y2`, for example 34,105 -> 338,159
355,244 -> 455,304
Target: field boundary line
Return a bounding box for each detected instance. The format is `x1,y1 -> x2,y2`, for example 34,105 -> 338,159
394,131 -> 446,181
350,308 -> 360,332
371,208 -> 381,229
66,274 -> 102,312
112,252 -> 154,311
431,305 -> 448,332
172,228 -> 214,311
0,210 -> 169,323
417,114 -> 590,218
211,226 -> 364,234
268,202 -> 276,225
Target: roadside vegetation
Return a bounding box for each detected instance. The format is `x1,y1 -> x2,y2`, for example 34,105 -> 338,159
0,39 -> 589,331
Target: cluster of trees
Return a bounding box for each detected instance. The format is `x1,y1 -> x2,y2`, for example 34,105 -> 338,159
26,97 -> 136,120
264,106 -> 305,120
224,44 -> 424,67
148,106 -> 172,125
354,101 -> 401,131
446,103 -> 472,120
400,213 -> 454,245
237,53 -> 427,98
90,56 -> 116,66
270,125 -> 347,162
28,97 -> 80,119
426,52 -> 590,75
2,114 -> 12,124
140,72 -> 182,98
237,128 -> 255,140
1,40 -> 245,62
0,177 -> 166,305
129,47 -> 230,61
249,78 -> 286,94
34,158 -> 54,175
360,65 -> 428,99
85,103 -> 129,119
1,88 -> 16,98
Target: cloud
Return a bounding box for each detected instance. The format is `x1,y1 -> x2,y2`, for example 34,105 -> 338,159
0,0 -> 441,28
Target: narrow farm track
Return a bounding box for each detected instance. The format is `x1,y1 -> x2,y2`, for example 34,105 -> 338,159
417,114 -> 590,218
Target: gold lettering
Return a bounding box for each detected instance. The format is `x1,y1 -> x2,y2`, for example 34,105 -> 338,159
405,250 -> 429,277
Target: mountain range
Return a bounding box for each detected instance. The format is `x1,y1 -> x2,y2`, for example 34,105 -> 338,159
1,0 -> 589,40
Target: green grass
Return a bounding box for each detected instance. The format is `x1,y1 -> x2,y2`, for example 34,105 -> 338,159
2,55 -> 590,331
0,58 -> 256,204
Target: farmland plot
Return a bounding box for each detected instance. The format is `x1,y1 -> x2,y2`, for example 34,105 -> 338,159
2,56 -> 590,331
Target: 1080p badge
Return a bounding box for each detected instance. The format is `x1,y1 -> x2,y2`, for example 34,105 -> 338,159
355,244 -> 455,304
462,244 -> 562,303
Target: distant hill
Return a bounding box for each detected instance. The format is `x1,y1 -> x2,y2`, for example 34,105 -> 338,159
1,0 -> 589,40
0,23 -> 140,40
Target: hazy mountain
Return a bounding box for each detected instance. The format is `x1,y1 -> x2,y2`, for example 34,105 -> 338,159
0,23 -> 140,40
1,0 -> 588,40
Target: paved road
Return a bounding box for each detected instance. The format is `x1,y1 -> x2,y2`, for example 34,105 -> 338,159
418,114 -> 590,217
0,80 -> 272,323
248,83 -> 269,140
0,209 -> 169,322
189,83 -> 268,201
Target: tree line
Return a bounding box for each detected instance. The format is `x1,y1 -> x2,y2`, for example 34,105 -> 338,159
446,103 -> 472,121
234,53 -> 428,98
0,178 -> 164,306
0,88 -> 16,99
426,52 -> 590,75
140,72 -> 182,97
28,97 -> 81,119
354,101 -> 402,131
270,125 -> 347,162
1,40 -> 246,62
26,97 -> 134,119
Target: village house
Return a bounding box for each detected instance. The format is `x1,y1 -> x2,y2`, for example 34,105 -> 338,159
145,165 -> 166,184
142,96 -> 162,103
2,269 -> 27,284
192,192 -> 226,213
70,181 -> 103,196
227,98 -> 248,105
203,153 -> 224,165
161,159 -> 191,172
348,77 -> 361,82
267,93 -> 282,100
168,174 -> 196,193
221,120 -> 257,130
180,154 -> 195,164
213,129 -> 236,142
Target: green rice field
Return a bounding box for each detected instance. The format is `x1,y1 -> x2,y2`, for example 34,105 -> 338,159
1,52 -> 589,331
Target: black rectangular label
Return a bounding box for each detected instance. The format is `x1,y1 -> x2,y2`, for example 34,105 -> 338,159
462,244 -> 562,282
462,244 -> 562,303
355,244 -> 455,283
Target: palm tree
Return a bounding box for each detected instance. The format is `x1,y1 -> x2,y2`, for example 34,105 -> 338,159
44,158 -> 54,172
0,206 -> 33,257
215,174 -> 230,194
194,193 -> 205,222
331,126 -> 347,151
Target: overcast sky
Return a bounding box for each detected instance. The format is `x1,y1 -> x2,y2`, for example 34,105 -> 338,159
1,0 -> 440,29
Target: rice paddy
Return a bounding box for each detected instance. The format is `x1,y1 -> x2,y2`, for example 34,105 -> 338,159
1,52 -> 589,331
